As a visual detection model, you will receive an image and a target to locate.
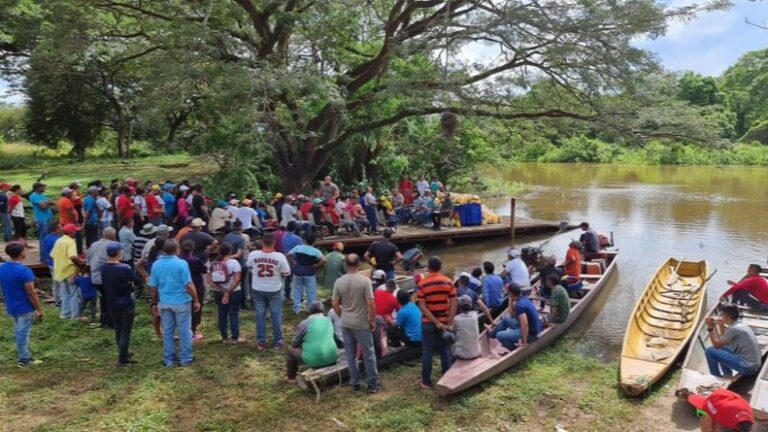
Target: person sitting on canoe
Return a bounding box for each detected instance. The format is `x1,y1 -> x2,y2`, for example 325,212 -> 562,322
452,295 -> 481,360
488,284 -> 542,350
545,274 -> 570,326
704,304 -> 761,379
386,290 -> 422,348
501,249 -> 531,294
482,261 -> 507,317
688,388 -> 754,432
579,222 -> 600,258
563,241 -> 584,298
721,264 -> 768,312
285,301 -> 340,384
455,274 -> 493,324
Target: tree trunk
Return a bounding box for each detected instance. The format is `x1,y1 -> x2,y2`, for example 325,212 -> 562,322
115,112 -> 133,158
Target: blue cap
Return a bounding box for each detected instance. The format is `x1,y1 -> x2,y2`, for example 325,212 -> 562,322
106,241 -> 123,257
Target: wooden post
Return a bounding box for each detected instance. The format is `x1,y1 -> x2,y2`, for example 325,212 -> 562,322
509,197 -> 516,245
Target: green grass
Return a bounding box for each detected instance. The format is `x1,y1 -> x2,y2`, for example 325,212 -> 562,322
0,295 -> 671,432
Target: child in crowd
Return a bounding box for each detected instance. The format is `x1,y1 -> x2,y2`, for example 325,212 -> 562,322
75,267 -> 99,328
207,243 -> 243,344
452,295 -> 481,360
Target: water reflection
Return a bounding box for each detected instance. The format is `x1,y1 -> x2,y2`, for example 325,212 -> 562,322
428,163 -> 768,360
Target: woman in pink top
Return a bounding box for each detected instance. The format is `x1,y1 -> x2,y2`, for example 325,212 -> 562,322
174,190 -> 190,231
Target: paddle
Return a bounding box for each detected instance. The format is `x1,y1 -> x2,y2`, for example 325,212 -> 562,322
666,258 -> 686,286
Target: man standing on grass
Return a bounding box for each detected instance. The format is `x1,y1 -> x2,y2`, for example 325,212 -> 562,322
0,243 -> 44,367
332,253 -> 380,393
247,232 -> 291,350
287,232 -> 326,315
87,228 -> 117,329
29,182 -> 53,261
101,242 -> 142,366
83,185 -> 101,247
52,223 -> 85,320
416,256 -> 457,389
148,239 -> 201,367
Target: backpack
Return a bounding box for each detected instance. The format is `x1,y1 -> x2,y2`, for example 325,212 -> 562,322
210,260 -> 230,284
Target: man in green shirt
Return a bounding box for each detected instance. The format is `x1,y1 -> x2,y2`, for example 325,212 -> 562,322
285,302 -> 339,383
323,242 -> 346,289
546,274 -> 570,325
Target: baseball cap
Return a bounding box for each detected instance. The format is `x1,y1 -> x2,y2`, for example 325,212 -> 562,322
242,198 -> 253,206
297,194 -> 306,200
61,187 -> 73,195
162,183 -> 175,191
151,184 -> 161,191
61,223 -> 81,233
106,241 -> 123,257
229,199 -> 239,206
273,192 -> 284,199
0,182 -> 11,190
372,269 -> 387,280
87,185 -> 100,193
312,197 -> 323,204
688,389 -> 754,431
458,294 -> 473,309
191,218 -> 206,227
507,248 -> 520,258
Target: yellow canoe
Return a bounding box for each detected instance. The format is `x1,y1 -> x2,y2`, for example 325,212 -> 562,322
619,258 -> 709,396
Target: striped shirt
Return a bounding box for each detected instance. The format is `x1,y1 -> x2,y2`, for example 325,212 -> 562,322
416,272 -> 456,324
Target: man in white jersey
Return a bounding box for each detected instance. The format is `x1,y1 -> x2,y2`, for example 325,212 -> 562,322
247,232 -> 291,350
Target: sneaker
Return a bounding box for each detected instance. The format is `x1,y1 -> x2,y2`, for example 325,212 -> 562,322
352,384 -> 361,394
234,337 -> 247,344
273,341 -> 284,350
367,385 -> 381,394
257,342 -> 268,350
17,359 -> 43,368
416,379 -> 432,390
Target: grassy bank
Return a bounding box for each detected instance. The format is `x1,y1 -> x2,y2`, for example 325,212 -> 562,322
0,295 -> 676,432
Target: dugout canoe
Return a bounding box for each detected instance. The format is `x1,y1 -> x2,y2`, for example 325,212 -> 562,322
434,250 -> 619,396
619,258 -> 709,396
676,271 -> 768,403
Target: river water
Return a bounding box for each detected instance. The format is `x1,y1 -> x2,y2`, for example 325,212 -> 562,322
427,163 -> 768,361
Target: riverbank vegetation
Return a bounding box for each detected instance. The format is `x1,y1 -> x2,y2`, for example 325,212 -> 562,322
2,1 -> 762,194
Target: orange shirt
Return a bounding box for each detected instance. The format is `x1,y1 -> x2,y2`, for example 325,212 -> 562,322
564,247 -> 581,277
58,197 -> 76,225
416,272 -> 456,324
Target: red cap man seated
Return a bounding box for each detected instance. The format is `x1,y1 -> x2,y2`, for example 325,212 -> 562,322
688,388 -> 754,432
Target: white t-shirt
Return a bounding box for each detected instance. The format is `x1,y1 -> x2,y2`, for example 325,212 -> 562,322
503,257 -> 531,287
96,196 -> 113,223
134,195 -> 147,216
246,250 -> 291,292
236,206 -> 259,230
453,311 -> 481,360
364,192 -> 376,206
280,204 -> 297,227
211,258 -> 242,292
416,180 -> 429,195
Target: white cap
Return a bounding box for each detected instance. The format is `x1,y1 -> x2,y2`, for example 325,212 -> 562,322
507,248 -> 520,258
372,269 -> 387,280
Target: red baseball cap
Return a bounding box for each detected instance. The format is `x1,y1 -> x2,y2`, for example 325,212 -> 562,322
61,223 -> 82,234
688,389 -> 754,431
0,182 -> 11,190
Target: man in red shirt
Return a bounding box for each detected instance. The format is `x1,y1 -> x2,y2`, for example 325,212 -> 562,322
688,388 -> 754,432
416,256 -> 457,389
722,264 -> 768,311
58,188 -> 78,226
116,186 -> 136,228
146,186 -> 164,226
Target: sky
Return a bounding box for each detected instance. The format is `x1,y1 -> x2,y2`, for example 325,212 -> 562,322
0,0 -> 765,105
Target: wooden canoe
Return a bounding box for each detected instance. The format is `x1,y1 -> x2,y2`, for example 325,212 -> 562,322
676,271 -> 768,403
434,250 -> 619,396
619,258 -> 709,396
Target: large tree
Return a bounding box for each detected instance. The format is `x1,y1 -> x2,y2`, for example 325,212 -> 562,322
81,0 -> 718,190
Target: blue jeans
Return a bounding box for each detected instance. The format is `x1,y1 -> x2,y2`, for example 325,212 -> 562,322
213,290 -> 241,340
159,302 -> 194,366
341,220 -> 361,235
13,312 -> 35,363
59,279 -> 81,319
253,289 -> 283,344
292,275 -> 317,314
705,346 -> 759,377
491,316 -> 538,350
364,206 -> 378,232
421,322 -> 453,386
395,208 -> 410,223
48,267 -> 61,304
1,212 -> 12,241
342,327 -> 379,388
36,221 -> 50,262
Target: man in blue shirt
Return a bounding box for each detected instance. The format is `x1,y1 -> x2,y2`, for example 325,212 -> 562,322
490,284 -> 542,350
147,239 -> 201,367
482,261 -> 506,317
162,185 -> 176,223
28,182 -> 53,262
287,232 -> 326,314
83,185 -> 101,248
387,290 -> 422,347
281,221 -> 304,301
41,223 -> 62,306
0,243 -> 44,366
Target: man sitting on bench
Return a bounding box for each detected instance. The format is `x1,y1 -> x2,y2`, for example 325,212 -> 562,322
722,264 -> 768,312
285,301 -> 340,384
